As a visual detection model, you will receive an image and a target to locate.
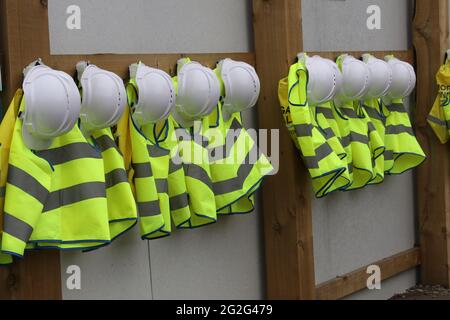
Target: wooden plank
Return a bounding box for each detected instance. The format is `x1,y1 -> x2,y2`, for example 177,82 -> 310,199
253,0 -> 316,300
316,248 -> 421,300
413,0 -> 450,286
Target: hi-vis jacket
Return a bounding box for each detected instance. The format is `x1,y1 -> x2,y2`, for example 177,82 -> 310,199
0,90 -> 23,264
278,59 -> 349,197
428,57 -> 450,143
2,96 -> 111,257
205,102 -> 273,215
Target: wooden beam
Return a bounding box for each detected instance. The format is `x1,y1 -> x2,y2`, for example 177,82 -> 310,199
316,248 -> 421,300
253,0 -> 316,300
413,0 -> 450,286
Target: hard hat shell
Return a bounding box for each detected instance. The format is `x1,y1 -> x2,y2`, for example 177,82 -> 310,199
22,65 -> 81,150
175,60 -> 220,121
131,63 -> 175,126
217,58 -> 260,115
385,57 -> 416,99
79,64 -> 126,131
362,54 -> 393,99
305,55 -> 342,105
337,54 -> 371,101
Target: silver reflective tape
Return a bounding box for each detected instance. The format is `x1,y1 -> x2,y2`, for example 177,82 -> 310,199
36,142 -> 102,165
387,103 -> 407,113
341,132 -> 369,148
315,106 -> 334,119
105,168 -> 128,189
137,200 -> 161,217
3,212 -> 33,243
385,150 -> 394,161
294,124 -> 314,137
302,143 -> 333,169
363,106 -> 384,121
341,108 -> 358,119
427,115 -> 447,127
212,144 -> 258,196
367,122 -> 376,133
321,127 -> 335,139
95,135 -> 120,154
156,178 -> 168,194
169,159 -> 183,174
348,163 -> 353,174
0,186 -> 5,197
43,182 -> 106,212
170,193 -> 189,211
7,165 -> 49,204
147,145 -> 170,158
185,164 -> 213,190
209,119 -> 243,161
385,125 -> 414,136
133,163 -> 153,178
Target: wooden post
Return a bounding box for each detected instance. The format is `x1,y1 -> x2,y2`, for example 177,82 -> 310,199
252,0 -> 316,299
413,0 -> 450,286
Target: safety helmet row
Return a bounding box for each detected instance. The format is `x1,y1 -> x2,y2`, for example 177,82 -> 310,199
21,58 -> 261,150
299,52 -> 416,105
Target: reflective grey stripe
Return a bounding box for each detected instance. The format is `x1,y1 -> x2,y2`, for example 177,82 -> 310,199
341,132 -> 369,147
170,193 -> 189,210
321,127 -> 334,139
185,164 -> 213,189
212,144 -> 258,195
303,143 -> 333,169
385,125 -> 414,136
43,182 -> 106,212
364,106 -> 384,121
367,122 -> 376,133
7,165 -> 49,204
427,115 -> 447,127
137,200 -> 161,217
0,186 -> 5,197
133,163 -> 153,178
348,164 -> 353,174
387,103 -> 407,113
105,168 -> 128,189
95,135 -> 121,154
156,178 -> 168,194
3,212 -> 33,243
209,119 -> 243,160
147,145 -> 170,158
316,106 -> 334,119
341,108 -> 359,119
294,124 -> 314,137
169,159 -> 183,174
385,150 -> 394,161
36,142 -> 102,165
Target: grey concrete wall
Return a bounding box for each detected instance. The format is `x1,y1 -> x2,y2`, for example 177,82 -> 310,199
303,0 -> 417,299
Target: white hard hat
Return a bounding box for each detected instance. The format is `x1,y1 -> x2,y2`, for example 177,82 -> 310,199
337,54 -> 371,101
173,58 -> 220,127
217,58 -> 260,119
385,56 -> 416,99
362,54 -> 393,99
302,54 -> 342,105
22,62 -> 81,150
129,62 -> 175,126
78,62 -> 126,132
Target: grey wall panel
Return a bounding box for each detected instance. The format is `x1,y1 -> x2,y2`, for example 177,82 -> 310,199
61,227 -> 153,300
302,0 -> 412,52
148,207 -> 265,300
48,0 -> 253,54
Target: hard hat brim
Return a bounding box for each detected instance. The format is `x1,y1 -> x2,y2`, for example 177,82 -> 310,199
22,124 -> 53,151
